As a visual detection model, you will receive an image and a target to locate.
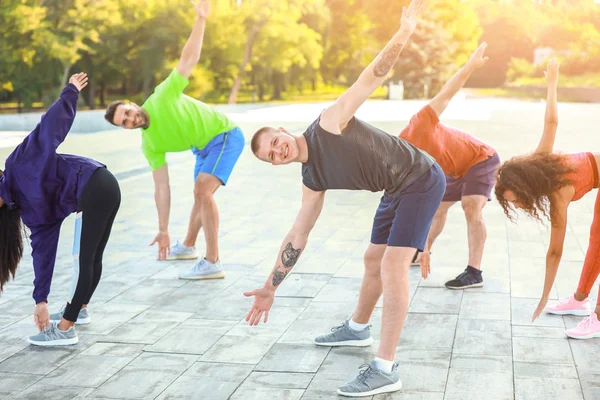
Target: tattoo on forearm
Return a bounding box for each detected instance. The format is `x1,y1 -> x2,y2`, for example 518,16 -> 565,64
373,43 -> 403,78
281,242 -> 302,268
272,269 -> 287,287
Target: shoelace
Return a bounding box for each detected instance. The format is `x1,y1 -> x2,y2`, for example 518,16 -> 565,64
331,323 -> 345,332
42,323 -> 62,341
576,315 -> 594,329
356,364 -> 375,383
557,296 -> 573,306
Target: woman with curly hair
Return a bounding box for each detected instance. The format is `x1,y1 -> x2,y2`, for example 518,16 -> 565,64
0,73 -> 121,346
495,59 -> 600,339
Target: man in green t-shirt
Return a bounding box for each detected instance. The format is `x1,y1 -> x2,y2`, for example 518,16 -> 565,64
104,0 -> 244,280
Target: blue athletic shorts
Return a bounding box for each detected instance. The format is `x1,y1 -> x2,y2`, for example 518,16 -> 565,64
371,163 -> 446,250
192,127 -> 245,185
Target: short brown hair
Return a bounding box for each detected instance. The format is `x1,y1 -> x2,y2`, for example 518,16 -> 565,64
105,100 -> 126,126
251,127 -> 273,155
494,153 -> 574,223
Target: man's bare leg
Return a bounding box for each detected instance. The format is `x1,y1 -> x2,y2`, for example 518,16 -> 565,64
461,195 -> 488,270
184,173 -> 221,262
377,246 -> 416,360
352,244 -> 386,324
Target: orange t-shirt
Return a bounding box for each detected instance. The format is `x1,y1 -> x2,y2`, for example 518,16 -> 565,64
564,152 -> 599,202
399,105 -> 496,178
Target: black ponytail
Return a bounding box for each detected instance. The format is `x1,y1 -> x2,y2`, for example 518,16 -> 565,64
0,169 -> 23,293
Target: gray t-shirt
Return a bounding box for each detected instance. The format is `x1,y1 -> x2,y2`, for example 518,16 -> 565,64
301,117 -> 434,196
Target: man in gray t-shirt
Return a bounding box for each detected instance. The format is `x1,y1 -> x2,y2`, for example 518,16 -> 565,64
244,0 -> 444,397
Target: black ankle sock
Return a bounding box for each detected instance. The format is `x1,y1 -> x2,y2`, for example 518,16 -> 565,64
466,265 -> 482,275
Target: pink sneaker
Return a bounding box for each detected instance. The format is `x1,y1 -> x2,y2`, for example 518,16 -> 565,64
545,295 -> 591,316
566,313 -> 600,339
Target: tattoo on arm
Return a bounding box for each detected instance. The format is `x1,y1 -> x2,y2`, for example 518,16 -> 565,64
281,242 -> 302,268
373,43 -> 403,78
272,242 -> 303,287
272,269 -> 286,287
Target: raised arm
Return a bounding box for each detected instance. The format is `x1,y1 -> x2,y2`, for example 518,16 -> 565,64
429,43 -> 489,117
535,58 -> 560,154
15,73 -> 87,159
176,0 -> 210,79
319,0 -> 425,133
244,185 -> 326,325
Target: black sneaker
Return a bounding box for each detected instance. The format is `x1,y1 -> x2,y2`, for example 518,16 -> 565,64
445,266 -> 483,289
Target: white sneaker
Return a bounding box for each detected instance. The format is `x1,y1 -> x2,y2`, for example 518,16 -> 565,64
166,241 -> 198,260
178,258 -> 225,280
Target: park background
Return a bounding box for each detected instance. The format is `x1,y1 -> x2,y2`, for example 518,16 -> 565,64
2,0 -> 600,114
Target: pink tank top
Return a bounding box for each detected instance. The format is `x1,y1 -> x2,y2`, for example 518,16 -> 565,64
564,152 -> 599,202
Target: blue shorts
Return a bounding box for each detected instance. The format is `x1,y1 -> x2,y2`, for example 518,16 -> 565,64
192,127 -> 245,185
371,163 -> 446,250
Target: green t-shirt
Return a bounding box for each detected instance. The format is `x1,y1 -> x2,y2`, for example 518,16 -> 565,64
141,69 -> 237,171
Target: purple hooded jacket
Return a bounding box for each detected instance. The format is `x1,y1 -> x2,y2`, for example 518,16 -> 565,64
0,84 -> 105,304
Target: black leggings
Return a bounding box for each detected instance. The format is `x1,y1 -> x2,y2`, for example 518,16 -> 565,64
63,168 -> 121,322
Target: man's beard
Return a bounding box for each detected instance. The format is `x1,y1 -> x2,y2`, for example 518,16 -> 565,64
139,108 -> 151,129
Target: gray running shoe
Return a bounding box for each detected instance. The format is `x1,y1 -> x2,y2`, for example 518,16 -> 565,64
337,361 -> 402,397
314,320 -> 373,347
178,258 -> 225,280
50,307 -> 90,325
28,322 -> 79,347
166,241 -> 198,261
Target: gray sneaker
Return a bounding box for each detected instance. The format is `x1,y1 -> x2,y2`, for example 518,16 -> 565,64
50,307 -> 90,325
28,322 -> 79,347
314,320 -> 373,347
178,258 -> 225,280
337,361 -> 402,397
166,241 -> 198,261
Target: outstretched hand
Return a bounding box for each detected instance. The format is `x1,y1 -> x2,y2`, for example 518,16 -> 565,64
467,43 -> 489,70
150,231 -> 171,261
244,287 -> 275,326
545,58 -> 560,85
532,296 -> 549,322
400,0 -> 426,36
191,0 -> 210,20
69,73 -> 88,92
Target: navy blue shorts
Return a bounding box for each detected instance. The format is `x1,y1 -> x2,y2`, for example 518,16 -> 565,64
371,163 -> 446,250
192,127 -> 245,185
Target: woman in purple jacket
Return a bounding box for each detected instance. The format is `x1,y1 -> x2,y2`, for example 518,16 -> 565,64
0,73 -> 121,346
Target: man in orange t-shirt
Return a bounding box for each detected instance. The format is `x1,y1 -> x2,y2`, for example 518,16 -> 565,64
400,43 -> 500,290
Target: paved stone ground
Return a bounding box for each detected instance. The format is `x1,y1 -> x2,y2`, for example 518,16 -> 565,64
1,96 -> 599,399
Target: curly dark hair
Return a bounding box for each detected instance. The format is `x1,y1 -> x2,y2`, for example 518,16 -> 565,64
0,169 -> 24,293
494,153 -> 575,223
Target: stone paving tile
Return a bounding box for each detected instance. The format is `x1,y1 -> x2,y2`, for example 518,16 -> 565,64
13,384 -> 95,400
453,319 -> 512,356
145,318 -> 237,354
459,292 -> 511,321
0,372 -> 44,398
408,287 -> 462,314
155,362 -> 253,400
514,377 -> 584,400
254,343 -> 330,373
399,314 -> 458,349
394,348 -> 451,392
512,337 -> 574,364
90,352 -> 198,399
445,355 -> 513,400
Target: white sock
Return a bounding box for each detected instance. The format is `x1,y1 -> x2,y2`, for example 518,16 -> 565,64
373,357 -> 394,374
348,319 -> 369,331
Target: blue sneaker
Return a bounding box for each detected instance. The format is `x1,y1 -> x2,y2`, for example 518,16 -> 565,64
28,322 -> 79,347
166,241 -> 198,261
314,321 -> 373,347
50,307 -> 90,325
337,361 -> 402,397
178,258 -> 225,280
